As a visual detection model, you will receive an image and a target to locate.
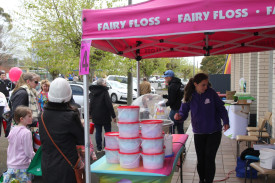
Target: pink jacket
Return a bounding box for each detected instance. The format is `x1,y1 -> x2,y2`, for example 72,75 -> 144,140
7,126 -> 35,169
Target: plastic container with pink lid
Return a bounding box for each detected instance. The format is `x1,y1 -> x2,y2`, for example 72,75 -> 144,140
141,136 -> 164,154
140,120 -> 163,138
118,121 -> 140,138
142,151 -> 165,169
117,106 -> 140,122
105,148 -> 119,164
119,151 -> 141,169
118,136 -> 141,153
104,132 -> 119,149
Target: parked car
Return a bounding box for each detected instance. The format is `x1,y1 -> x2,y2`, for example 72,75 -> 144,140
92,80 -> 137,103
106,80 -> 137,103
68,81 -> 90,115
149,76 -> 156,83
107,75 -> 156,94
156,78 -> 165,83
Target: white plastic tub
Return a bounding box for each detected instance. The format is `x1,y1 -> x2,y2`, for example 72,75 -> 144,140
119,151 -> 140,169
118,122 -> 140,138
105,148 -> 119,164
104,132 -> 119,149
260,148 -> 275,169
118,106 -> 140,122
118,136 -> 141,153
141,136 -> 164,153
142,151 -> 165,169
140,120 -> 163,138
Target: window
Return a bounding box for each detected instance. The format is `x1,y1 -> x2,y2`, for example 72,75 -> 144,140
70,85 -> 83,95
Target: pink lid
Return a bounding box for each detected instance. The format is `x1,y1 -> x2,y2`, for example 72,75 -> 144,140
119,151 -> 140,155
140,120 -> 163,124
105,147 -> 119,151
105,132 -> 119,136
118,106 -> 140,109
118,121 -> 140,124
142,151 -> 164,155
141,136 -> 163,140
118,136 -> 140,140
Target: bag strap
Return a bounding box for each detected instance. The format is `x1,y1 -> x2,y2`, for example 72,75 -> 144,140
41,112 -> 75,169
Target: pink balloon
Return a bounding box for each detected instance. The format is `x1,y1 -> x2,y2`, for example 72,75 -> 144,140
9,67 -> 23,82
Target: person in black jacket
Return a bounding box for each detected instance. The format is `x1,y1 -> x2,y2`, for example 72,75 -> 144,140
89,78 -> 116,152
163,70 -> 184,134
5,72 -> 40,137
0,71 -> 15,101
39,78 -> 84,183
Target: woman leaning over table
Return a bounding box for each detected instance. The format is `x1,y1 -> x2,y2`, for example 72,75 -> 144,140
174,73 -> 229,183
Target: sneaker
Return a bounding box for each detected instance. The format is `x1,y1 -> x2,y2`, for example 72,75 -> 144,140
96,150 -> 102,153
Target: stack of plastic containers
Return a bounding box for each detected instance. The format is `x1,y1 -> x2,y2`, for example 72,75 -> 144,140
104,132 -> 119,163
118,106 -> 141,169
140,120 -> 165,169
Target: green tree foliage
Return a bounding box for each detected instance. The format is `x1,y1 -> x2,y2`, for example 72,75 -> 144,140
200,55 -> 226,74
20,0 -> 125,78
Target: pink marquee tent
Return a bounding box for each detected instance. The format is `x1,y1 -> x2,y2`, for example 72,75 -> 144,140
81,1 -> 275,181
82,0 -> 275,60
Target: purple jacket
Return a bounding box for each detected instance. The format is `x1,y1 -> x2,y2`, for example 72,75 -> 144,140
179,87 -> 229,134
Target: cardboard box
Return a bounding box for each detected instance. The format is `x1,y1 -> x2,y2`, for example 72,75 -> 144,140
237,99 -> 252,104
226,91 -> 236,100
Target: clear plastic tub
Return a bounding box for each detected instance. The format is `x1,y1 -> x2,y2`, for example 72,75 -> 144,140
118,106 -> 140,122
105,148 -> 119,164
140,120 -> 163,138
141,136 -> 164,153
142,151 -> 165,169
118,136 -> 141,153
118,122 -> 140,138
119,151 -> 140,169
104,132 -> 119,149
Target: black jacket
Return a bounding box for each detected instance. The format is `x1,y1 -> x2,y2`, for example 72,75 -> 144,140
0,79 -> 13,97
166,77 -> 182,110
39,102 -> 84,183
89,85 -> 116,124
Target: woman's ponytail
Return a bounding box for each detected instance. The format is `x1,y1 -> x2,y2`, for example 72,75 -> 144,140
184,78 -> 195,103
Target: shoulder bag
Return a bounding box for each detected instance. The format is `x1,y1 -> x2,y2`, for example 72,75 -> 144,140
41,113 -> 85,183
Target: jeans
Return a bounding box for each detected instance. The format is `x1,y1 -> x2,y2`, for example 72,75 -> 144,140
194,131 -> 222,183
169,109 -> 184,134
94,123 -> 111,151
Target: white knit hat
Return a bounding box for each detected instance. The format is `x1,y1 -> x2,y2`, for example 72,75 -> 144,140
48,78 -> 72,103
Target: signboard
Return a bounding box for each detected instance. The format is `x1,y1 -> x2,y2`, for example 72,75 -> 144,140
79,40 -> 92,75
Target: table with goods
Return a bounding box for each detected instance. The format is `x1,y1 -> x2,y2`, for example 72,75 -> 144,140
90,105 -> 188,183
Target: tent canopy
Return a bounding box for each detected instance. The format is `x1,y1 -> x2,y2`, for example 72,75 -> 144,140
82,0 -> 275,60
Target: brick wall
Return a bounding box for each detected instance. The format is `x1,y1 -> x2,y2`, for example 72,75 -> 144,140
257,51 -> 270,121
249,52 -> 258,114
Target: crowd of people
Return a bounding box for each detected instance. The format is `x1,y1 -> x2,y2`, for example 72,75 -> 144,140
0,69 -> 230,183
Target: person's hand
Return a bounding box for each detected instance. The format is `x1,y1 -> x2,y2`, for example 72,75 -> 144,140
223,124 -> 230,132
113,117 -> 117,123
174,113 -> 182,120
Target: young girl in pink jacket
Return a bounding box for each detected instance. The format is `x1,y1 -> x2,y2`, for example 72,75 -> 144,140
3,106 -> 35,183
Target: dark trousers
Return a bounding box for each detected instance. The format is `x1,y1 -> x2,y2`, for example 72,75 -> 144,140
169,109 -> 184,134
194,131 -> 222,183
94,123 -> 111,151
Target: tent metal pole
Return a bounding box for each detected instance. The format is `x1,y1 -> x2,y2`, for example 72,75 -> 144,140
83,74 -> 91,183
137,61 -> 140,97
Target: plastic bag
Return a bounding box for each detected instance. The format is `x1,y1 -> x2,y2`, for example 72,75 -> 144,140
27,146 -> 42,176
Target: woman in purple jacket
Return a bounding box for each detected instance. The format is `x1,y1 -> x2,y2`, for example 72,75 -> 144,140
175,73 -> 229,183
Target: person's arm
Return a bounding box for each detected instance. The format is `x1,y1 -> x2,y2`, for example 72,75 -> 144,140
213,90 -> 230,128
104,91 -> 116,120
22,130 -> 35,159
11,90 -> 28,111
177,102 -> 190,121
70,112 -> 85,145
